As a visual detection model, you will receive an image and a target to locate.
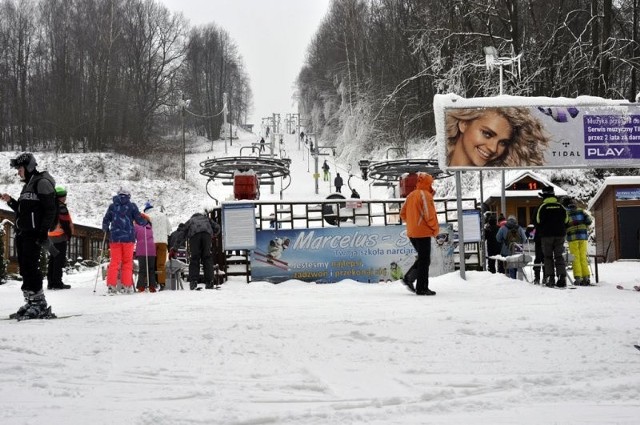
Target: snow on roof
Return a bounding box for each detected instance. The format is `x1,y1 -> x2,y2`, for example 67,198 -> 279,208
483,169 -> 567,202
588,175 -> 640,210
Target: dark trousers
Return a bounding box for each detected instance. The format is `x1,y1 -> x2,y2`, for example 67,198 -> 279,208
409,237 -> 432,294
188,232 -> 213,283
541,236 -> 566,278
16,234 -> 44,292
47,240 -> 67,287
137,256 -> 157,288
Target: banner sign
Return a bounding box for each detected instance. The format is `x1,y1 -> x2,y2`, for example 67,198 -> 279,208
251,224 -> 455,284
434,94 -> 639,170
616,188 -> 640,200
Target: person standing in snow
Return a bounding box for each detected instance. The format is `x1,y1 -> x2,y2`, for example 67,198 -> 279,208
134,219 -> 156,292
496,216 -> 527,279
1,153 -> 58,319
143,202 -> 172,291
47,185 -> 74,290
322,160 -> 330,181
483,214 -> 501,274
536,186 -> 569,288
334,173 -> 343,193
171,212 -> 218,290
102,187 -> 147,294
399,172 -> 439,296
563,197 -> 592,286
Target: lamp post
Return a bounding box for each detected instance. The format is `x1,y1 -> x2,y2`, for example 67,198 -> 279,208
484,46 -> 523,216
177,97 -> 190,180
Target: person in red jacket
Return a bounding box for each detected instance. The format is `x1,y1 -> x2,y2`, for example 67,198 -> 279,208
400,172 -> 440,296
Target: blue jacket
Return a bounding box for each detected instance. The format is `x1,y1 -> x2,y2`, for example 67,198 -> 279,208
102,194 -> 146,243
566,207 -> 592,242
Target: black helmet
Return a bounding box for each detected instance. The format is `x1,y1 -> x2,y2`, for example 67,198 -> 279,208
10,153 -> 37,173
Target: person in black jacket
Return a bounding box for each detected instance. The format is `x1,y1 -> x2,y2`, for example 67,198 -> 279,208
171,212 -> 220,290
334,173 -> 344,193
535,186 -> 569,287
1,153 -> 58,320
484,215 -> 501,273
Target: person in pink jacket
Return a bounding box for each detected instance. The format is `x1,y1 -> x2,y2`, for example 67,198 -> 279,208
400,172 -> 440,296
135,220 -> 156,292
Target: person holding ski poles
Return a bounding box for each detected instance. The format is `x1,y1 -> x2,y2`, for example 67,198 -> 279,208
134,218 -> 156,292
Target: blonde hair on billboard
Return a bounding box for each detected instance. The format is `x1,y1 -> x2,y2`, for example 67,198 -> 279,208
445,107 -> 550,166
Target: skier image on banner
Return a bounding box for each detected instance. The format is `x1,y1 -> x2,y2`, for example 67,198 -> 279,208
267,237 -> 290,262
389,262 -> 404,281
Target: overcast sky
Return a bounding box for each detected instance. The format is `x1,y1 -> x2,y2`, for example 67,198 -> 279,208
160,0 -> 332,128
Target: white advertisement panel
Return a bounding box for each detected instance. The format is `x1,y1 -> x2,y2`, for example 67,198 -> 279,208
434,94 -> 639,171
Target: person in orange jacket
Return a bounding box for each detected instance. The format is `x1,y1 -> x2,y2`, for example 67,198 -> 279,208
400,172 -> 440,296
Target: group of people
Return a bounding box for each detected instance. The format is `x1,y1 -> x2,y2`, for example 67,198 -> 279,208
322,160 -> 347,194
101,192 -> 172,294
484,186 -> 592,288
1,152 -> 224,320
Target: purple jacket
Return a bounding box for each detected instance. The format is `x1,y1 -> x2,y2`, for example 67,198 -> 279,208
134,222 -> 156,256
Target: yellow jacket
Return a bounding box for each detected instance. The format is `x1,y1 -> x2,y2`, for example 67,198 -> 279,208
400,173 -> 439,238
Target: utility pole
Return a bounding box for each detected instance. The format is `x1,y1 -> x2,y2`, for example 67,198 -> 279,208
179,97 -> 186,180
223,92 -> 228,154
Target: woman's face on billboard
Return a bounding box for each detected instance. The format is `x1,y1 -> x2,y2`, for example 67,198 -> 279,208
450,111 -> 512,166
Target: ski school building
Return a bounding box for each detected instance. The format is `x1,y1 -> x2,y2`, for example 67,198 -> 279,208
0,208 -> 104,273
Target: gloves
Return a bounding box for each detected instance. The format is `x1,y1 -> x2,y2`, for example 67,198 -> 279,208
169,248 -> 177,259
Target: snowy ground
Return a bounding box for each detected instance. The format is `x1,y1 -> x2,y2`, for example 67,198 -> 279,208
0,131 -> 639,423
1,264 -> 639,424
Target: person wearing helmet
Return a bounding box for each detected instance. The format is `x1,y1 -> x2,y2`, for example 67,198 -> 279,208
47,186 -> 74,290
1,153 -> 58,319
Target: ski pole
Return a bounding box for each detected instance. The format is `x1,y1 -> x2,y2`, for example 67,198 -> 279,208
93,232 -> 107,294
144,224 -> 149,289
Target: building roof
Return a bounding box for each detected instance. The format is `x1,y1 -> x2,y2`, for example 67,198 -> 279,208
587,176 -> 640,210
483,170 -> 567,203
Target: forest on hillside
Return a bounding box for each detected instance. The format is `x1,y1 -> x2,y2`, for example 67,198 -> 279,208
0,0 -> 252,154
297,0 -> 640,159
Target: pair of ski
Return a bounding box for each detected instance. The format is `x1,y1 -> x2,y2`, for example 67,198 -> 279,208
3,314 -> 82,321
253,250 -> 289,271
616,285 -> 640,292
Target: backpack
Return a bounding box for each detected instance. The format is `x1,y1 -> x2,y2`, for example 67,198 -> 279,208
506,227 -> 523,254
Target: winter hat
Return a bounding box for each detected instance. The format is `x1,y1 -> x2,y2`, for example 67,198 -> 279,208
117,187 -> 130,196
144,201 -> 153,212
10,152 -> 37,173
55,186 -> 67,197
538,186 -> 555,198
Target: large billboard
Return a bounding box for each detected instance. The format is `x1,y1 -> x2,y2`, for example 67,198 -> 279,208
251,224 -> 455,284
434,94 -> 639,171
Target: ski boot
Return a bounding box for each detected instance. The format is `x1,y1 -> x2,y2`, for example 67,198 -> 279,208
556,274 -> 567,288
583,276 -> 591,286
13,290 -> 56,320
573,277 -> 583,286
544,275 -> 555,288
